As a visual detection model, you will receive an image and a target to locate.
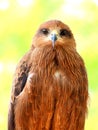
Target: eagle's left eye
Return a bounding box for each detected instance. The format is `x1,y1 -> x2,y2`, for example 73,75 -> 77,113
60,29 -> 71,37
40,28 -> 49,35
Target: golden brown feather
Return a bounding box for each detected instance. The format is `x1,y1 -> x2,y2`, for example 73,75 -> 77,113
8,20 -> 88,130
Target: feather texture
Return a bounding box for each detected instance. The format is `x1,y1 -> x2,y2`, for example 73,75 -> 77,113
8,20 -> 88,130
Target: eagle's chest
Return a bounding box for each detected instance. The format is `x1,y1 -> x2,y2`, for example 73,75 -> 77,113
26,62 -> 67,105
29,56 -> 67,88
23,51 -> 69,108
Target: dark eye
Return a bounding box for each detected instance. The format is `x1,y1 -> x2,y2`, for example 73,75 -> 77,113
60,29 -> 71,37
40,28 -> 49,35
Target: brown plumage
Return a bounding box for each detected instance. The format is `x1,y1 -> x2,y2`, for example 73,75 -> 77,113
8,20 -> 88,130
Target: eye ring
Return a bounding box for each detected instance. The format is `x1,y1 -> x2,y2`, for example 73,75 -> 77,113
40,28 -> 49,35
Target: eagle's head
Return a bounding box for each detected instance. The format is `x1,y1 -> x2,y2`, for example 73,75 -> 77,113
32,20 -> 76,49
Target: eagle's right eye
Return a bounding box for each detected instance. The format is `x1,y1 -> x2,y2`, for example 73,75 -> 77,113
40,28 -> 49,35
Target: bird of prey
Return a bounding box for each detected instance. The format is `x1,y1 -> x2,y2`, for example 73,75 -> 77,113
8,20 -> 88,130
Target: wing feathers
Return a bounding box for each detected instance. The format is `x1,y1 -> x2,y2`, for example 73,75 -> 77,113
8,50 -> 32,130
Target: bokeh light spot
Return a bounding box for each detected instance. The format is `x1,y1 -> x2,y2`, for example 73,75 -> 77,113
0,0 -> 9,10
17,0 -> 34,7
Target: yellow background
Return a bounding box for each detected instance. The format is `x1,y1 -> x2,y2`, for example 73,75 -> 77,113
0,0 -> 98,129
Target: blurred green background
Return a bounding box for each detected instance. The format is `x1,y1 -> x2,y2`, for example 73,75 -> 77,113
0,0 -> 98,129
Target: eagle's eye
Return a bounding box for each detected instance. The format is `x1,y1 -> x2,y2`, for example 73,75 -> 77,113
60,29 -> 71,37
40,28 -> 49,35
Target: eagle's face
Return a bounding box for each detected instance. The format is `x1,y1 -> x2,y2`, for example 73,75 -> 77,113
32,20 -> 76,49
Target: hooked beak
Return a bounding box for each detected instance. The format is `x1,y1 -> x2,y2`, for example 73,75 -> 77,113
50,33 -> 58,48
